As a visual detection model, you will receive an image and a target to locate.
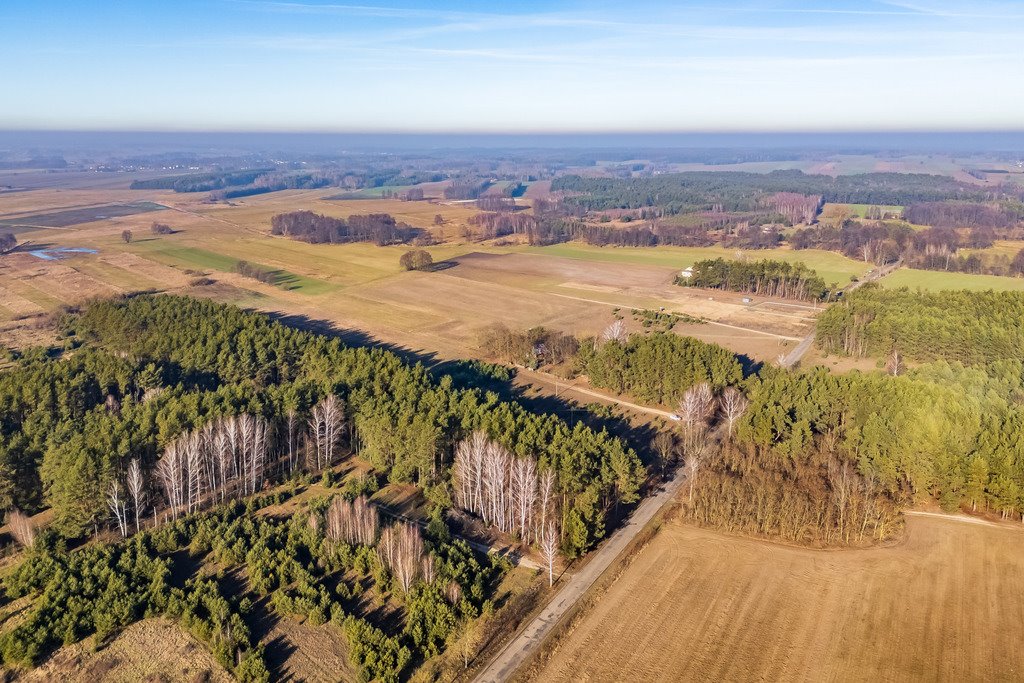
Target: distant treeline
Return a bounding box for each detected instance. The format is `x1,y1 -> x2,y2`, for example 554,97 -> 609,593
444,179 -> 492,200
792,220 -> 1024,276
270,210 -> 419,246
0,156 -> 67,170
131,167 -> 446,196
904,200 -> 1024,229
553,170 -> 992,214
816,286 -> 1024,365
680,258 -> 835,301
130,169 -> 271,193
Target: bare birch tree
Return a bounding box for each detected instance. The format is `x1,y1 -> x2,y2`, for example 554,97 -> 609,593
719,387 -> 749,438
886,349 -> 903,377
602,319 -> 627,344
453,432 -> 556,548
309,395 -> 344,471
678,382 -> 716,453
127,458 -> 145,534
326,495 -> 379,546
394,523 -> 424,592
156,441 -> 184,520
540,521 -> 560,587
107,480 -> 129,538
8,508 -> 34,549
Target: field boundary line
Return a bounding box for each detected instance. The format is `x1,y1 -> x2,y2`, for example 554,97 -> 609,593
472,466 -> 687,683
548,292 -> 802,341
905,510 -> 1023,530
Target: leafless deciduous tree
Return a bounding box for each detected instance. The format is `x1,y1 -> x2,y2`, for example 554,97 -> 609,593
453,432 -> 556,545
719,387 -> 749,438
678,382 -> 716,452
326,495 -> 378,546
378,524 -> 398,573
685,436 -> 709,505
377,522 -> 426,592
602,319 -> 627,344
652,431 -> 676,474
8,508 -> 34,549
107,480 -> 129,538
886,349 -> 903,376
677,383 -> 717,504
127,458 -> 145,534
308,395 -> 344,471
157,413 -> 273,519
540,521 -> 560,587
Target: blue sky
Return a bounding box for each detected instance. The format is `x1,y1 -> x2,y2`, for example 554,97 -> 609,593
1,0 -> 1022,132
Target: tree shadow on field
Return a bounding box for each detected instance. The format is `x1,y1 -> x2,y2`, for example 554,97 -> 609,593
262,311 -> 443,370
425,259 -> 457,272
261,310 -> 658,473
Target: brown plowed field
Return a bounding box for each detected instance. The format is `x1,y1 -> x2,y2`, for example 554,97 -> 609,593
529,515 -> 1024,682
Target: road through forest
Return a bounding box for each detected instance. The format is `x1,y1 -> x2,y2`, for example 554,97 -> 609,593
473,462 -> 688,682
780,259 -> 902,368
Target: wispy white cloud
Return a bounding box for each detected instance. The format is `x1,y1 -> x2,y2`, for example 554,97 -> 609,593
879,0 -> 1024,19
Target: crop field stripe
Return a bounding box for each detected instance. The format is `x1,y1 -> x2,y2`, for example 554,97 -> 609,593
518,242 -> 869,284
880,267 -> 1024,292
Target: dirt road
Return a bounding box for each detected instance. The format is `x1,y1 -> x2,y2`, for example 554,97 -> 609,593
514,366 -> 676,420
473,464 -> 688,683
780,259 -> 902,368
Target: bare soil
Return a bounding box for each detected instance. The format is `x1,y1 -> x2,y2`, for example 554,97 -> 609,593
529,515 -> 1024,682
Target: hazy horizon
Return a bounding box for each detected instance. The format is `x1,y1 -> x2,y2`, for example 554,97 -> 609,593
3,130 -> 1024,155
3,0 -> 1022,132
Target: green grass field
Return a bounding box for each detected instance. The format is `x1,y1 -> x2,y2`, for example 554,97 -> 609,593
880,268 -> 1024,292
959,240 -> 1024,260
829,203 -> 904,218
518,242 -> 870,286
141,245 -> 336,294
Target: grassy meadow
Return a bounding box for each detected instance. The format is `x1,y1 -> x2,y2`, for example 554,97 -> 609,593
520,242 -> 870,286
880,267 -> 1024,292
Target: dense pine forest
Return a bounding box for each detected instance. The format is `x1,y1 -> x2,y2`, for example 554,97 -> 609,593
553,170 -> 993,214
0,296 -> 642,554
815,287 -> 1024,364
478,318 -> 1024,546
578,332 -> 744,406
4,287 -> 1024,677
1,491 -> 500,682
679,258 -> 835,301
0,295 -> 650,680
